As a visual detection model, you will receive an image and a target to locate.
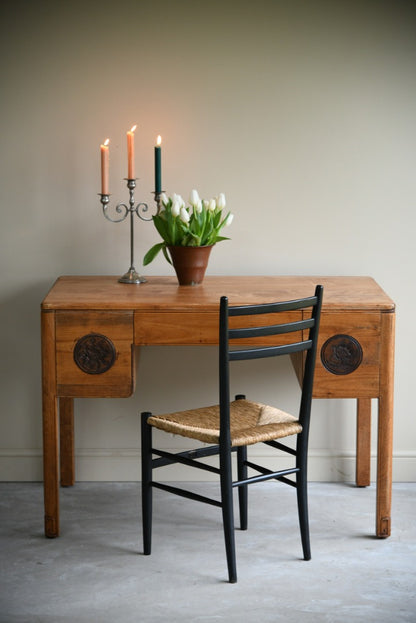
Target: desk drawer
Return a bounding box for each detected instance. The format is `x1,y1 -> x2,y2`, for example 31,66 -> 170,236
56,311 -> 135,397
311,312 -> 381,398
134,311 -> 303,345
134,311 -> 218,344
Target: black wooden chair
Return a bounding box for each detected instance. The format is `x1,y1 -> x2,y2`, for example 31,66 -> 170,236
141,285 -> 323,583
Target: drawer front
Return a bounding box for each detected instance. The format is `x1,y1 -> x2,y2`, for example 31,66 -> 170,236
134,311 -> 303,345
311,312 -> 381,398
134,311 -> 218,345
56,311 -> 134,397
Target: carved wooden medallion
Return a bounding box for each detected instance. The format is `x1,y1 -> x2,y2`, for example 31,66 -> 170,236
321,334 -> 363,375
73,333 -> 116,374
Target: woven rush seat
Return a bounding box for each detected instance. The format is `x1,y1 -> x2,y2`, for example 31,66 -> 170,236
148,398 -> 302,447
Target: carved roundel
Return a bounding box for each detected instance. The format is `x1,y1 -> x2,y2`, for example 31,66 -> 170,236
73,333 -> 116,375
321,334 -> 363,375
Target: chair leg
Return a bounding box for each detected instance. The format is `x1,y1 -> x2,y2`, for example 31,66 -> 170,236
237,445 -> 248,530
235,395 -> 248,532
296,444 -> 311,561
141,412 -> 153,556
220,445 -> 237,583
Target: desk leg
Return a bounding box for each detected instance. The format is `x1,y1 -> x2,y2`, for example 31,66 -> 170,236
60,398 -> 75,487
376,311 -> 395,538
356,398 -> 371,487
41,310 -> 59,537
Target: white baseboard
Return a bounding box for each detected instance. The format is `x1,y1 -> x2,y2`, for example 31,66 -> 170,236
0,448 -> 415,482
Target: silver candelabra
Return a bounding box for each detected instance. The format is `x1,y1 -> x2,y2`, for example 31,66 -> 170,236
99,178 -> 163,284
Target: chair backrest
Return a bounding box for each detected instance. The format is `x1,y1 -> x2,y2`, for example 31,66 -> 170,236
219,285 -> 323,442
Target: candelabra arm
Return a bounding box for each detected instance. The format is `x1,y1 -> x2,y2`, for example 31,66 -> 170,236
153,191 -> 164,214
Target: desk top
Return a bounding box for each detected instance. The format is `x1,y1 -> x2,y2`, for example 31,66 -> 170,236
42,275 -> 395,313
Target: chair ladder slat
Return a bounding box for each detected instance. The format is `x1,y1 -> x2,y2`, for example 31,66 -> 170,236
228,295 -> 318,316
229,340 -> 312,361
229,317 -> 314,340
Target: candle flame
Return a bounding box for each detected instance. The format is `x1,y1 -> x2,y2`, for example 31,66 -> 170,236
104,138 -> 109,146
156,135 -> 162,146
130,125 -> 137,133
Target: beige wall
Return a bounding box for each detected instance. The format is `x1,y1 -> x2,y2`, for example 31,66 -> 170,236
1,0 -> 415,481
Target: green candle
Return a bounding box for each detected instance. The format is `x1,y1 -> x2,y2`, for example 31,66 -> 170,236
155,135 -> 162,193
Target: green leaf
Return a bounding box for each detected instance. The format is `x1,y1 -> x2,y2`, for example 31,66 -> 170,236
143,242 -> 165,266
162,246 -> 172,265
153,215 -> 170,242
214,235 -> 230,243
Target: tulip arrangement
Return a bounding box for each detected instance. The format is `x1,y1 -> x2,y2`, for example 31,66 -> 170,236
143,189 -> 233,265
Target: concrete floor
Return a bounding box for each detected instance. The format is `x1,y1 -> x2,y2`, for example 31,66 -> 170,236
0,481 -> 415,623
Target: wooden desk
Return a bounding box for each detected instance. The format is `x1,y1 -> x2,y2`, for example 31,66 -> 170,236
41,276 -> 395,538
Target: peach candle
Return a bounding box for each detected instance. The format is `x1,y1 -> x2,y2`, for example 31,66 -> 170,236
127,125 -> 137,179
100,139 -> 110,195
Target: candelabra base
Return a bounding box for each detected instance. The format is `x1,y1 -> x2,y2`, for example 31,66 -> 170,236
118,268 -> 147,284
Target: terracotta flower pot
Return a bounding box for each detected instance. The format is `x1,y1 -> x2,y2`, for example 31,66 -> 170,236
168,245 -> 213,286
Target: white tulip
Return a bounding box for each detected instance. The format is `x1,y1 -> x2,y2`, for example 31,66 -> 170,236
217,193 -> 226,209
224,213 -> 234,226
208,198 -> 216,212
189,189 -> 200,206
171,199 -> 181,217
180,206 -> 190,223
161,192 -> 169,206
172,193 -> 185,208
195,200 -> 203,213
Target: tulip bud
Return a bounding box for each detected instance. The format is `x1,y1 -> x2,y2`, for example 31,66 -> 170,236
180,206 -> 190,223
224,213 -> 234,227
171,199 -> 181,217
161,192 -> 169,206
217,193 -> 226,209
189,189 -> 200,206
208,198 -> 216,212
